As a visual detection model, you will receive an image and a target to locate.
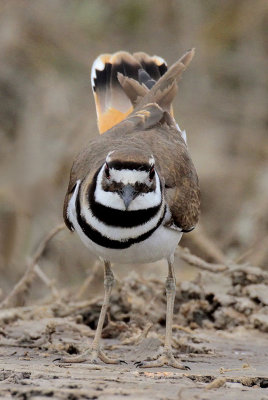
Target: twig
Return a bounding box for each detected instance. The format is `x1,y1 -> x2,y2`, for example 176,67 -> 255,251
0,300 -> 100,324
34,263 -> 60,299
75,262 -> 100,300
235,235 -> 268,264
0,223 -> 65,309
121,322 -> 153,345
0,337 -> 47,348
178,247 -> 228,273
249,235 -> 268,267
172,324 -> 193,334
187,225 -> 226,264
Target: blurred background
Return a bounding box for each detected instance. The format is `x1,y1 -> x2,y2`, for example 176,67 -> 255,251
0,0 -> 267,302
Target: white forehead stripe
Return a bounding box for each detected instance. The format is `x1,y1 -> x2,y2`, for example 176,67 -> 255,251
110,168 -> 149,184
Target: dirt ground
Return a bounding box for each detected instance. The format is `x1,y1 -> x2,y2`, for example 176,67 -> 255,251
1,262 -> 268,399
1,326 -> 268,400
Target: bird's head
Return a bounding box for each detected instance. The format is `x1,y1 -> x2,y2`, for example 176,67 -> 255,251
95,151 -> 161,211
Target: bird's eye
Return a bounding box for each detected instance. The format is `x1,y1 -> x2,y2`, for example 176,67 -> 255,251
105,163 -> 110,179
149,165 -> 155,181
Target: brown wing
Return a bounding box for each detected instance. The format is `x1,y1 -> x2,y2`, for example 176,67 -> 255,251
163,149 -> 200,232
140,117 -> 201,232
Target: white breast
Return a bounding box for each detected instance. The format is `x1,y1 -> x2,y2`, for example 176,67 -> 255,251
67,181 -> 182,264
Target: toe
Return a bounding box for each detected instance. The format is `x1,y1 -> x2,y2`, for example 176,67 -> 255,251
171,360 -> 190,370
53,357 -> 62,363
134,361 -> 144,368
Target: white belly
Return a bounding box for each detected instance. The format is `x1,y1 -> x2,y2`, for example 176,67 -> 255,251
75,222 -> 182,264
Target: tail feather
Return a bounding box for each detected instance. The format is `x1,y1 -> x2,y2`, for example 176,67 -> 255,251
117,73 -> 148,107
134,52 -> 167,81
91,51 -> 167,134
133,49 -> 195,114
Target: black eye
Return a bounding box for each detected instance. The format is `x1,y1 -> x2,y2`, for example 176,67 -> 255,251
149,166 -> 155,181
105,163 -> 110,179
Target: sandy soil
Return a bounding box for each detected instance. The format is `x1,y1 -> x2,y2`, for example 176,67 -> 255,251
1,323 -> 268,399
1,265 -> 268,399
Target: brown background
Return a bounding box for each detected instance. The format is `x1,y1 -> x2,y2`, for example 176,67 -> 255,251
0,0 -> 267,301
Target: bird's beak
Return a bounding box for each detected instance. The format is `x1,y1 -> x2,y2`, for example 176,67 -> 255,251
119,185 -> 137,210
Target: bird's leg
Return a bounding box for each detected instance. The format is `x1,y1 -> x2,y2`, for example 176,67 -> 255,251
135,258 -> 189,369
91,261 -> 115,358
55,261 -> 124,365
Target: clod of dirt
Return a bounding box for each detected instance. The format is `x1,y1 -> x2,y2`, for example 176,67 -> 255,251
244,284 -> 268,305
206,377 -> 226,389
214,307 -> 247,329
250,312 -> 268,332
2,263 -> 268,335
233,297 -> 256,315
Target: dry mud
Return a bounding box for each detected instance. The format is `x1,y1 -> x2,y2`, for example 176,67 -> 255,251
1,265 -> 268,399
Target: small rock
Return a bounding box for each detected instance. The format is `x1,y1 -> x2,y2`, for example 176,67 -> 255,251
214,307 -> 247,329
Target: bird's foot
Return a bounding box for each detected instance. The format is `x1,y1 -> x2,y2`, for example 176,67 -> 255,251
54,347 -> 126,366
134,349 -> 190,370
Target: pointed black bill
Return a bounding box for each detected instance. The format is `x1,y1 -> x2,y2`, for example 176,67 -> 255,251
119,184 -> 137,210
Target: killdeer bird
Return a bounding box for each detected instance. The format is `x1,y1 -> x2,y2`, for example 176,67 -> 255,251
61,49 -> 200,368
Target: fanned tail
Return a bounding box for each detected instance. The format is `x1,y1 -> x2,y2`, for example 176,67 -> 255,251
91,51 -> 168,134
